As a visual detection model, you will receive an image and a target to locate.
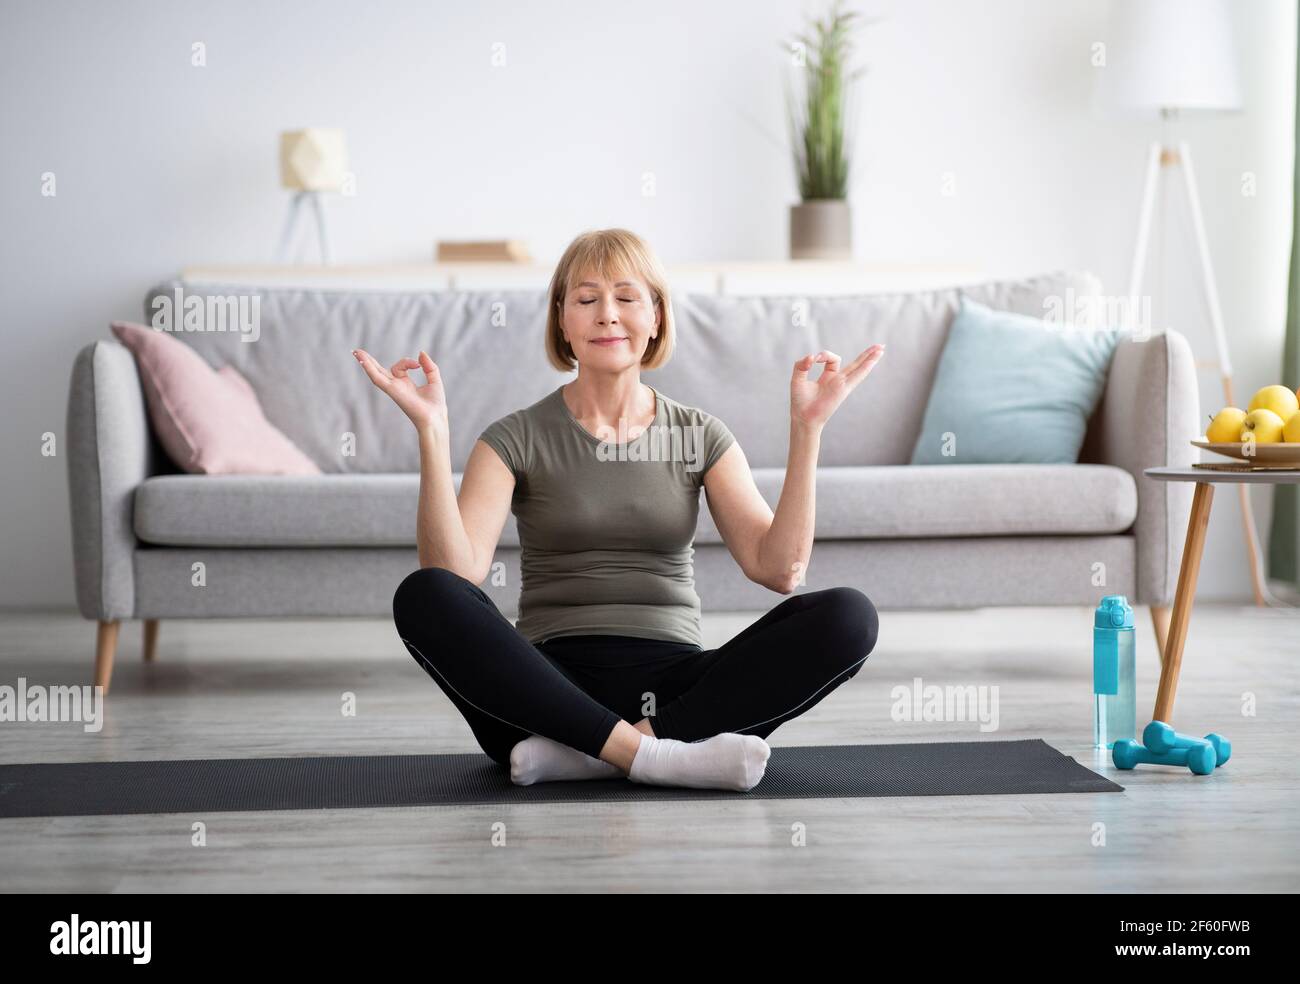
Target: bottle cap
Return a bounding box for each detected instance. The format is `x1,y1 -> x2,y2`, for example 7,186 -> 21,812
1095,594 -> 1134,629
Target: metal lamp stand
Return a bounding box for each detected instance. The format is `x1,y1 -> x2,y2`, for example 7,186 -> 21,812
275,190 -> 331,264
1126,117 -> 1274,607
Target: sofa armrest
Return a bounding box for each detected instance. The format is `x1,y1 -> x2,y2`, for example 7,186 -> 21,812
1082,329 -> 1199,606
66,341 -> 162,620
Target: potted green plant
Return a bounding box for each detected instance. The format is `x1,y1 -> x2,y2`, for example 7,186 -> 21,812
782,0 -> 868,260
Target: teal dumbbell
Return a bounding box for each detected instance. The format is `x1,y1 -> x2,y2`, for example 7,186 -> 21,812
1142,720 -> 1231,767
1113,738 -> 1216,775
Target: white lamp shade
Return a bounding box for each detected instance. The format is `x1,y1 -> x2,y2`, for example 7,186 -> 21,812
279,128 -> 348,191
1094,0 -> 1243,117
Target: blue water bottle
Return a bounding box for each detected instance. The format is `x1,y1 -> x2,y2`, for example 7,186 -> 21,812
1093,595 -> 1136,749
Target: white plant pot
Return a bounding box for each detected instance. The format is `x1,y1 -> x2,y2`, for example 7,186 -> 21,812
789,199 -> 852,260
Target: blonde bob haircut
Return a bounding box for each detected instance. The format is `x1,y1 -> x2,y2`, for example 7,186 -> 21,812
545,228 -> 675,373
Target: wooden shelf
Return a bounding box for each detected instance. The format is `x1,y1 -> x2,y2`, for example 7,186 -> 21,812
178,260 -> 989,295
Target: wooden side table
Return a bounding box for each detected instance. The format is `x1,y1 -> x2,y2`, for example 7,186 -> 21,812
1144,466 -> 1300,724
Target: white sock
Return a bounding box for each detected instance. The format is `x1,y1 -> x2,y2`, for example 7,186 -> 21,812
509,734 -> 622,786
627,732 -> 771,792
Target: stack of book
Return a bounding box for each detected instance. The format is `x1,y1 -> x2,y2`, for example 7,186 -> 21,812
435,240 -> 532,263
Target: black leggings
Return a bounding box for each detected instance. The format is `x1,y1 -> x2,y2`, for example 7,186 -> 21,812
391,567 -> 880,767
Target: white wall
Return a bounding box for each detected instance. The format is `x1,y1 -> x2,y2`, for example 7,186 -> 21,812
1,0 -> 1294,609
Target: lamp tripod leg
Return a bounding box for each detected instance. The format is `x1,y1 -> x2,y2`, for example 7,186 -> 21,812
1179,143 -> 1273,608
276,192 -> 305,263
309,191 -> 331,265
1124,141 -> 1162,331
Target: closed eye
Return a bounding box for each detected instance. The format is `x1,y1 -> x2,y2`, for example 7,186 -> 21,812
579,298 -> 637,304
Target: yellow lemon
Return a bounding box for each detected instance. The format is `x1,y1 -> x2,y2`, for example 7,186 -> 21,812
1206,407 -> 1248,442
1248,385 -> 1300,421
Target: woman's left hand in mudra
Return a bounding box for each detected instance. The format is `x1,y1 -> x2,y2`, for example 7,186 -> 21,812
790,344 -> 885,429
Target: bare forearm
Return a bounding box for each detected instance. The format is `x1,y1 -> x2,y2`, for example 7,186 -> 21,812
416,425 -> 476,576
757,419 -> 821,592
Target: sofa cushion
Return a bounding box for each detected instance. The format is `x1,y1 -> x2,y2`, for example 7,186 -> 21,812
110,321 -> 321,475
909,298 -> 1122,465
132,464 -> 1136,548
144,270 -> 1103,474
730,464 -> 1137,539
135,475 -> 438,548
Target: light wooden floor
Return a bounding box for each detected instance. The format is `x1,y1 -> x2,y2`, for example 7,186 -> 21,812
1,603 -> 1297,892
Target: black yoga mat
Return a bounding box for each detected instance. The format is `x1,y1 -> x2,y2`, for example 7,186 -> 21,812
0,739 -> 1121,818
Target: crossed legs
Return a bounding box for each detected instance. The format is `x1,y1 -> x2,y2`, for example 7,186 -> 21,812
392,567 -> 879,783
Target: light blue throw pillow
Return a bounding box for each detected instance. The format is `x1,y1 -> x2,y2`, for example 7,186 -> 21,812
909,297 -> 1123,465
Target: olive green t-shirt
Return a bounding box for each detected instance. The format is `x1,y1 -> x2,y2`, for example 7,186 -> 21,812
477,384 -> 736,647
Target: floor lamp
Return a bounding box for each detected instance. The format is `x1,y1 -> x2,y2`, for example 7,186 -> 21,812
1097,0 -> 1276,611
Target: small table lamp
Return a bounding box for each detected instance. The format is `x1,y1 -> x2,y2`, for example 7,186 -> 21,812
276,128 -> 348,264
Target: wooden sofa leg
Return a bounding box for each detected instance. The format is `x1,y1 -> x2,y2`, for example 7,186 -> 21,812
1149,605 -> 1170,668
143,619 -> 159,663
95,620 -> 119,694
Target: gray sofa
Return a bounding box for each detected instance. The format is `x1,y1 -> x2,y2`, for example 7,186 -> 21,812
67,270 -> 1198,692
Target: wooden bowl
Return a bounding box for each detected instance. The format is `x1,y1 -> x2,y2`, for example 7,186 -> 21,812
1192,439 -> 1300,465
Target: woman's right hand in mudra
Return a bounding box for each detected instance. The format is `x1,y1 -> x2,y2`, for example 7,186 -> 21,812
352,348 -> 448,433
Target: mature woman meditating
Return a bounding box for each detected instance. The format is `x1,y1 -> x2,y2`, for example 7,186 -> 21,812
354,228 -> 883,792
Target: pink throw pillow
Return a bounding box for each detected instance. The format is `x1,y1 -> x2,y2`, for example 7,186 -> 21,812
110,321 -> 321,475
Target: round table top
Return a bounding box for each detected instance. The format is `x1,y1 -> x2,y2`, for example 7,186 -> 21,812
1145,466 -> 1300,484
